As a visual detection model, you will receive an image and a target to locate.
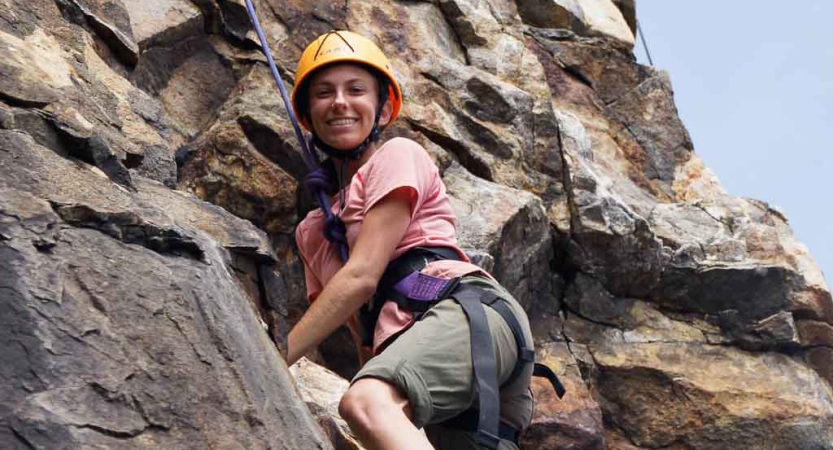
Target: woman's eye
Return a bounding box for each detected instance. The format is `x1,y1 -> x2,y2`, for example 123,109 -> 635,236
314,90 -> 332,98
350,86 -> 366,94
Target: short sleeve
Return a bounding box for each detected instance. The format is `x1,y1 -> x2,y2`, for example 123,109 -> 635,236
361,138 -> 436,215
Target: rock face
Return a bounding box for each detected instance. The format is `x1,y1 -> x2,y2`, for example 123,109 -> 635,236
0,131 -> 328,449
1,1 -> 831,450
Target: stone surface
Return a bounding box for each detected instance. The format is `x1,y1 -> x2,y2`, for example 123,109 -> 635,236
445,162 -> 554,311
0,28 -> 69,106
122,0 -> 202,49
517,0 -> 587,32
522,342 -> 604,450
606,72 -> 694,196
178,120 -> 298,243
517,0 -> 633,48
574,0 -> 634,47
594,343 -> 833,450
611,0 -> 636,33
290,358 -> 365,450
0,131 -> 330,449
63,0 -> 140,66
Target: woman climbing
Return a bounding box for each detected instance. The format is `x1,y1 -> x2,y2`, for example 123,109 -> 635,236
285,30 -> 539,450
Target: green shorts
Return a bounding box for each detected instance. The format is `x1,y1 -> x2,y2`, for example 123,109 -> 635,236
352,276 -> 533,450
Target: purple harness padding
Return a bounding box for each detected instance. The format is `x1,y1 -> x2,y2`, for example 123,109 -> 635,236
393,272 -> 457,302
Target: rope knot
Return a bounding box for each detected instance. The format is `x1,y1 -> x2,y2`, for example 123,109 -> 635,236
304,166 -> 336,196
323,214 -> 348,247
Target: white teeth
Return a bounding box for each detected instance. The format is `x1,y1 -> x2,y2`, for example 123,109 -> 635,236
329,119 -> 357,125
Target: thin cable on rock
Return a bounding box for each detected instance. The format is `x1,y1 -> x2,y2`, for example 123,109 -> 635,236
637,20 -> 654,66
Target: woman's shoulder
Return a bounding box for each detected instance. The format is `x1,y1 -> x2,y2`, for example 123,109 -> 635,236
375,137 -> 431,161
364,137 -> 436,176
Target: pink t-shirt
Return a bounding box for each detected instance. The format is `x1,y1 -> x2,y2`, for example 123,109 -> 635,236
295,137 -> 490,352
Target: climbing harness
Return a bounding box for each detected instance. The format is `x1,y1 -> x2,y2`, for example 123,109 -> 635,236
242,0 -> 349,261
365,247 -> 567,448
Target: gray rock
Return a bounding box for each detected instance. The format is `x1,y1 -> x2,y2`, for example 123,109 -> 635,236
60,0 -> 140,66
0,130 -> 329,448
517,0 -> 588,32
0,28 -> 66,106
445,162 -> 553,311
132,33 -> 237,140
606,73 -> 694,192
557,112 -> 664,297
122,0 -> 202,49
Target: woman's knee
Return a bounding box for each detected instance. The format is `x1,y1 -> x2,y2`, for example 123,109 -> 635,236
339,378 -> 410,427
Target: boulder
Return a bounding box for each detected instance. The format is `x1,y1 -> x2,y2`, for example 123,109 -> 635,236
522,342 -> 605,450
574,0 -> 634,47
594,343 -> 833,449
611,0 -> 636,34
445,163 -> 554,311
518,0 -> 633,48
0,131 -> 330,449
290,358 -> 366,450
122,0 -> 202,50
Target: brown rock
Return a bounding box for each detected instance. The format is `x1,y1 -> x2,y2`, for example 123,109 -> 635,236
606,73 -> 694,196
797,320 -> 833,347
523,343 -> 604,450
807,347 -> 833,388
594,342 -> 833,449
290,358 -> 366,450
178,121 -> 298,240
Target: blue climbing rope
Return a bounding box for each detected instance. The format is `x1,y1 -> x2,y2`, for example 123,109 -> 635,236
243,0 -> 349,262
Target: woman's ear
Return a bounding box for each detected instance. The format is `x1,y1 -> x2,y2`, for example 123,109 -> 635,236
378,97 -> 394,128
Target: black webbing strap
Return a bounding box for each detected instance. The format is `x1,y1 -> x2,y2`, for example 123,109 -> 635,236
533,363 -> 567,398
481,292 -> 566,399
360,247 -> 462,345
452,285 -> 502,449
486,299 -> 535,388
440,284 -> 567,447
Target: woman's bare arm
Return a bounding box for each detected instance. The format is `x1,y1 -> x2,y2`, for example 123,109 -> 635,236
286,188 -> 413,366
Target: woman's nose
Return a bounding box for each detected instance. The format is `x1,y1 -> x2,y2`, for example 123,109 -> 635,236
332,89 -> 348,108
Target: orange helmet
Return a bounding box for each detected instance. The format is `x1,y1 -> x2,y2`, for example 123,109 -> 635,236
291,31 -> 402,132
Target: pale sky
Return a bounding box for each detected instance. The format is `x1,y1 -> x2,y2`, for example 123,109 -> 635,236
632,1 -> 832,282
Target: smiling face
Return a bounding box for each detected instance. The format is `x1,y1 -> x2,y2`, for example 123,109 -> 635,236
307,63 -> 392,151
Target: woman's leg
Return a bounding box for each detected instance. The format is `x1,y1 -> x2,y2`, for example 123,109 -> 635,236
340,377 -> 435,450
346,277 -> 533,450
